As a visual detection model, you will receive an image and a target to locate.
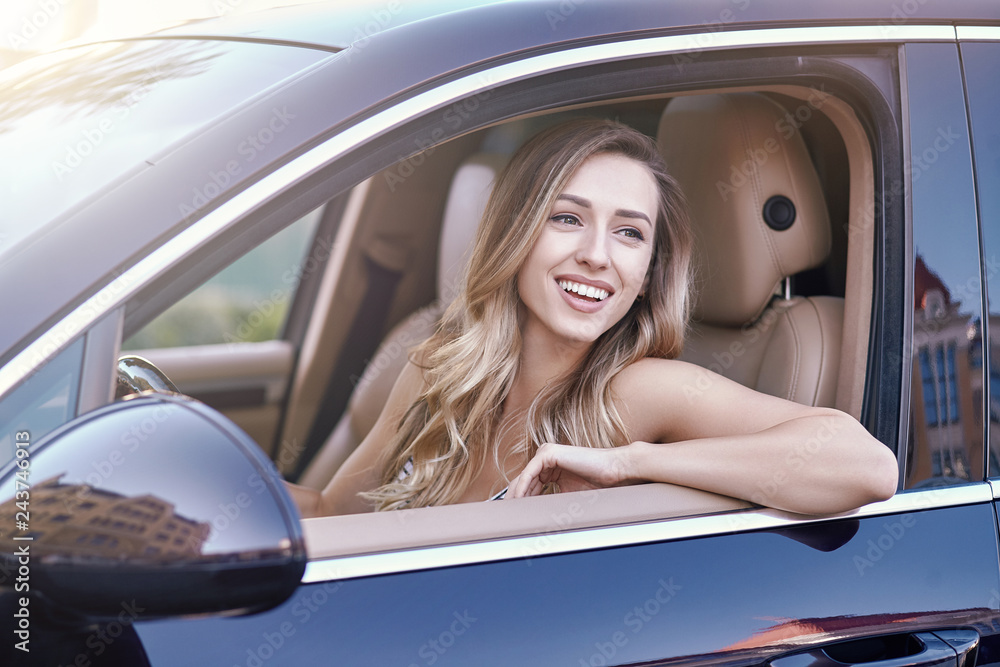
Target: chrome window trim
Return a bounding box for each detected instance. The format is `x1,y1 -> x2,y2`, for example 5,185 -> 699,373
303,484 -> 989,583
990,479 -> 1000,498
957,26 -> 1000,41
0,23 -> 957,398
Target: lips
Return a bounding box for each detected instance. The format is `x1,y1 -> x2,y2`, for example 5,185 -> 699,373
553,276 -> 616,316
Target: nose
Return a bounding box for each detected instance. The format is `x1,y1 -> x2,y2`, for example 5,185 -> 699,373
575,226 -> 610,269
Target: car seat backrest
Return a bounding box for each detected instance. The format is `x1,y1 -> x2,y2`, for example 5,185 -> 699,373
657,92 -> 844,406
298,151 -> 511,488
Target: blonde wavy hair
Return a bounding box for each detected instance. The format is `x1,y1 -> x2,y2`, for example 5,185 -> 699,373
363,118 -> 693,510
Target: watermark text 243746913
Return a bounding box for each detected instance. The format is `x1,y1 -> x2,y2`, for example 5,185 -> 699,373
13,430 -> 31,653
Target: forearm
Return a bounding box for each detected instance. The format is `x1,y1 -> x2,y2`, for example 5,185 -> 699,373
621,410 -> 897,515
284,481 -> 324,519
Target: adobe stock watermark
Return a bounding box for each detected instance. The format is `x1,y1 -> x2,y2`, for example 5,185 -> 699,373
946,254 -> 1000,318
407,610 -> 478,666
179,106 -> 297,220
212,0 -> 245,17
906,126 -> 960,185
714,84 -> 833,202
60,402 -> 182,513
878,0 -> 931,36
853,513 -> 915,576
671,0 -> 751,72
545,0 -> 586,30
222,233 -> 337,348
342,1 -> 403,62
845,123 -> 961,244
192,460 -> 293,548
51,67 -> 163,180
15,270 -> 138,382
6,0 -> 69,50
349,274 -> 463,389
681,302 -> 788,404
235,579 -> 344,667
988,587 -> 1000,611
750,415 -> 845,507
518,489 -> 601,562
579,577 -> 681,667
64,599 -> 146,664
850,486 -> 954,577
348,303 -> 439,388
383,72 -> 498,192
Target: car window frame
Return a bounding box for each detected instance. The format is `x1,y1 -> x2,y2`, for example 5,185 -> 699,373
0,23 -> 960,579
263,45 -> 907,480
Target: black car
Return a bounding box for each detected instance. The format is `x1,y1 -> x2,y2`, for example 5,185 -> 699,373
1,0 -> 1000,664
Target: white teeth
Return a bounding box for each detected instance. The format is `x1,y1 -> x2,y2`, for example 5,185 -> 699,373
558,280 -> 609,301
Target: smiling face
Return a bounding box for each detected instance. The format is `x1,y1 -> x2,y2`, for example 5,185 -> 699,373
516,151 -> 659,352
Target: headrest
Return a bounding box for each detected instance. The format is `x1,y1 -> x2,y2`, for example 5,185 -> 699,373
657,93 -> 831,326
436,152 -> 510,303
437,117 -> 589,303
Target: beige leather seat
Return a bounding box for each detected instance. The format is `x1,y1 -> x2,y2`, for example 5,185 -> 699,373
657,93 -> 843,407
298,151 -> 510,488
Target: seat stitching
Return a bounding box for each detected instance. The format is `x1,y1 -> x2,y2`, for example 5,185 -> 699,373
730,96 -> 783,282
807,298 -> 826,406
782,305 -> 802,402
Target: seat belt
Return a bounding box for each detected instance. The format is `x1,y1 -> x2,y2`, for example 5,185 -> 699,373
291,249 -> 405,481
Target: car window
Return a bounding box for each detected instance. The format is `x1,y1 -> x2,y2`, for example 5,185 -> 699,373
0,338 -> 84,466
902,44 -> 984,488
122,208 -> 321,349
961,40 -> 1000,478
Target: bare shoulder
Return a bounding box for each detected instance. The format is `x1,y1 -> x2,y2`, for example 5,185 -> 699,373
611,357 -> 708,442
613,355 -> 831,444
612,356 -> 707,397
391,357 -> 431,406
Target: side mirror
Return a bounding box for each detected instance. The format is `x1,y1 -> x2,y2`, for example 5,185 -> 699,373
0,393 -> 305,621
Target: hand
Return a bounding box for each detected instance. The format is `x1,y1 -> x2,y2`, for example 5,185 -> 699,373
508,443 -> 633,499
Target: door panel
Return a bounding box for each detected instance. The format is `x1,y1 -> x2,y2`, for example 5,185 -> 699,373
135,500 -> 1000,666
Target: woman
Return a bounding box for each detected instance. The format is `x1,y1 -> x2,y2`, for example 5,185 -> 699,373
289,118 -> 897,518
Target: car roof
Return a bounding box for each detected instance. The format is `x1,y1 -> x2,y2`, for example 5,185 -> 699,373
147,0 -> 1000,53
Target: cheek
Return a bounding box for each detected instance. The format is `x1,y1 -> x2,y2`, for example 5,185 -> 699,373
618,249 -> 654,293
519,232 -> 562,281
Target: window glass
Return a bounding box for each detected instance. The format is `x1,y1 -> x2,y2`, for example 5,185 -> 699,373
903,44 -> 983,488
0,338 -> 84,465
122,208 -> 322,349
962,41 -> 1000,477
0,39 -> 329,258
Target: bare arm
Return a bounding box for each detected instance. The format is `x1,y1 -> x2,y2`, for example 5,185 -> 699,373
510,358 -> 898,515
286,360 -> 428,518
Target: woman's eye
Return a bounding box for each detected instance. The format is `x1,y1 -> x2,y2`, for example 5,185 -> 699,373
551,214 -> 581,226
620,227 -> 645,241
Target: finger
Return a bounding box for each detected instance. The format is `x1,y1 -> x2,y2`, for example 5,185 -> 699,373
511,464 -> 544,498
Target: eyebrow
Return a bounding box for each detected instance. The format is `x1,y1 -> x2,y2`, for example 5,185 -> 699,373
556,194 -> 653,225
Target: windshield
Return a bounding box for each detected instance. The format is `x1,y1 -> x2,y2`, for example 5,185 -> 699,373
0,38 -> 331,256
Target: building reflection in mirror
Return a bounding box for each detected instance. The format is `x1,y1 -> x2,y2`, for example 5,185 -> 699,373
0,475 -> 210,560
905,255 -> 985,488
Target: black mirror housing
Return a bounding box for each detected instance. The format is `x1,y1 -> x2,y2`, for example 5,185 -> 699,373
0,394 -> 305,621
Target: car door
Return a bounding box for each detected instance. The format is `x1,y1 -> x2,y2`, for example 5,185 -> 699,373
961,27 -> 1000,644
123,21 -> 1000,667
